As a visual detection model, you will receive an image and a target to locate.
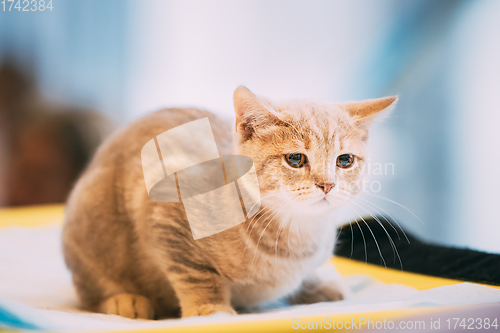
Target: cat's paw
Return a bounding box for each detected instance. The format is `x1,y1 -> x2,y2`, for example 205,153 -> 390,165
288,280 -> 346,305
306,283 -> 345,303
182,304 -> 236,318
99,293 -> 154,319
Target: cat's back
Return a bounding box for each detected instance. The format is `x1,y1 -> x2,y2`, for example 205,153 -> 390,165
63,107 -> 233,249
91,108 -> 233,168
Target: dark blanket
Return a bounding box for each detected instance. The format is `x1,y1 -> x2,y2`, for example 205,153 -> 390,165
334,217 -> 500,286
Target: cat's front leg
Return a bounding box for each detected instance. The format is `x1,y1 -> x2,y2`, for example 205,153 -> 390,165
165,263 -> 236,317
286,275 -> 346,305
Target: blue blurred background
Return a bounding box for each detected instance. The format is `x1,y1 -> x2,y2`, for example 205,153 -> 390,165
1,0 -> 499,253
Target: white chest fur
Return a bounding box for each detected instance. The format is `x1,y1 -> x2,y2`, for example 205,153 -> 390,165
230,213 -> 337,307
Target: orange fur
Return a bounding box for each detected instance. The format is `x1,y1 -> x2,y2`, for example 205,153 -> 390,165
62,88 -> 396,319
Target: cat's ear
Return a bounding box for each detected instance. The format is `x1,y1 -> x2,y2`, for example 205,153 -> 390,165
233,86 -> 280,140
344,96 -> 398,124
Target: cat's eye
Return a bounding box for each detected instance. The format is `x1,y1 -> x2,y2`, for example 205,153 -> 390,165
285,153 -> 307,168
337,154 -> 355,168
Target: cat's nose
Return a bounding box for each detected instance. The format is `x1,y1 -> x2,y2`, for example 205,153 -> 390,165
315,182 -> 334,195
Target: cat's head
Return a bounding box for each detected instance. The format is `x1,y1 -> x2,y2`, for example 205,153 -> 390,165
233,86 -> 396,216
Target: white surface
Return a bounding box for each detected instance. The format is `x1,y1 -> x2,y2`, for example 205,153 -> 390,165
0,225 -> 499,332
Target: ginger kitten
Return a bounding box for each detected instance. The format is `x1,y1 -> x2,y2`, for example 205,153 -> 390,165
62,87 -> 396,319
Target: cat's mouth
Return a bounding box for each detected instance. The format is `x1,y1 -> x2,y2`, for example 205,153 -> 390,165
310,196 -> 331,208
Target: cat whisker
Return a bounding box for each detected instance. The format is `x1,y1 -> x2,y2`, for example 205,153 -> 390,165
246,196 -> 282,234
352,197 -> 401,240
348,222 -> 354,259
285,210 -> 295,265
332,176 -> 366,263
346,202 -> 385,266
354,195 -> 410,244
334,173 -> 411,244
248,202 -> 289,275
274,214 -> 289,264
337,186 -> 405,244
243,200 -> 284,256
244,206 -> 275,251
349,200 -> 403,269
333,223 -> 344,250
274,221 -> 285,263
354,215 -> 368,264
245,191 -> 284,218
279,198 -> 301,264
363,192 -> 423,225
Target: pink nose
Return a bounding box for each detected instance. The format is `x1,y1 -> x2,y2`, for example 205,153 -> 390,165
315,182 -> 334,195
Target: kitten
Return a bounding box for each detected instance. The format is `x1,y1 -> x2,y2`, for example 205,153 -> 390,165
62,87 -> 396,319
